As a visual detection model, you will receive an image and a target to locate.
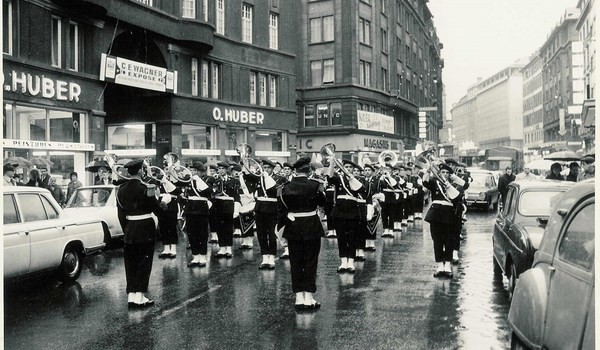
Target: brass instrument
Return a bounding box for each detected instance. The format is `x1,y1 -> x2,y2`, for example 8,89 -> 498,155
320,143 -> 362,191
236,143 -> 262,176
164,152 -> 192,183
378,150 -> 398,176
414,148 -> 460,199
105,153 -> 163,197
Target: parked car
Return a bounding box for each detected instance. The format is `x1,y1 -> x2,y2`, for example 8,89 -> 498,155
464,169 -> 500,211
4,187 -> 107,283
63,185 -> 124,244
508,179 -> 594,350
492,180 -> 575,298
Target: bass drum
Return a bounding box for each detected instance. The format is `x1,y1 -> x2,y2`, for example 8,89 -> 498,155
239,193 -> 256,214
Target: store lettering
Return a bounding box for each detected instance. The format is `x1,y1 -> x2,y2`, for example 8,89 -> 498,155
9,71 -> 81,102
212,107 -> 264,125
364,139 -> 389,150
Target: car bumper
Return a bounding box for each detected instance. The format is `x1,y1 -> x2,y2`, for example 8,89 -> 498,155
466,200 -> 487,206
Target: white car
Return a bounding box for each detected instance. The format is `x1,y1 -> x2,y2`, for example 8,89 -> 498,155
4,187 -> 106,282
63,185 -> 124,244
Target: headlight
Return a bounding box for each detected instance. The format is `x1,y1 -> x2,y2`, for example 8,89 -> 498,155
479,192 -> 486,200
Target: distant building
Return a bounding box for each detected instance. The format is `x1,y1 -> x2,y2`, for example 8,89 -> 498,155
521,51 -> 544,161
576,0 -> 596,154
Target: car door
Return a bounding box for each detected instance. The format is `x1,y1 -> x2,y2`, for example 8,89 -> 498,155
543,199 -> 595,350
3,193 -> 30,278
494,187 -> 515,268
18,193 -> 66,273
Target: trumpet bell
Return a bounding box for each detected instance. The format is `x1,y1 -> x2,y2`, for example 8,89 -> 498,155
105,153 -> 133,180
242,157 -> 263,176
236,143 -> 253,158
320,143 -> 336,158
170,164 -> 192,183
378,151 -> 398,168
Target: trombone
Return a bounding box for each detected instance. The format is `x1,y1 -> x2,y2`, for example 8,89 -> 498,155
414,148 -> 460,199
320,143 -> 362,191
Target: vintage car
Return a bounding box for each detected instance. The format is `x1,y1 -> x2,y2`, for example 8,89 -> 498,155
492,180 -> 575,298
4,187 -> 107,283
508,179 -> 594,350
464,169 -> 500,211
63,185 -> 124,244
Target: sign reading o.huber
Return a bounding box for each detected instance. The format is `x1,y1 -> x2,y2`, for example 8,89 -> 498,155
212,107 -> 265,125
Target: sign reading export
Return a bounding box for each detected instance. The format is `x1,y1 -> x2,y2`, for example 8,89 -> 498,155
100,53 -> 178,93
357,110 -> 395,133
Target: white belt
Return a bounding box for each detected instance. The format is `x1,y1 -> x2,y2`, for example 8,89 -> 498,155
383,189 -> 395,192
188,196 -> 209,201
356,198 -> 366,203
215,196 -> 234,201
432,200 -> 453,207
337,195 -> 362,202
326,188 -> 335,192
126,213 -> 155,220
287,210 -> 317,221
256,197 -> 277,202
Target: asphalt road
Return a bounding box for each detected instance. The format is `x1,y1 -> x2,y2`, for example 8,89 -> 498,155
4,208 -> 512,350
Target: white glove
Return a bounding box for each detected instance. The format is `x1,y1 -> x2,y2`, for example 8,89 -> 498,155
160,193 -> 172,204
233,201 -> 240,218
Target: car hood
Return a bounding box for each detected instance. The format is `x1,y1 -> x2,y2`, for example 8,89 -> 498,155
63,206 -> 109,219
522,226 -> 545,249
467,184 -> 487,192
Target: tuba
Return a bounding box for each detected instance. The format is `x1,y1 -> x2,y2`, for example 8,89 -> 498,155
164,152 -> 192,183
414,148 -> 460,199
320,143 -> 363,191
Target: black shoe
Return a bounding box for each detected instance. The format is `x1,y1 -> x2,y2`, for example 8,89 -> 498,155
239,245 -> 253,250
268,264 -> 276,270
295,304 -> 306,310
354,256 -> 366,261
209,239 -> 218,243
215,252 -> 226,258
433,271 -> 445,278
259,263 -> 270,270
346,266 -> 356,274
225,252 -> 233,258
452,259 -> 459,265
158,252 -> 170,259
280,254 -> 289,260
337,267 -> 347,273
168,253 -> 177,259
188,261 -> 206,267
141,299 -> 155,307
304,302 -> 321,310
365,247 -> 376,251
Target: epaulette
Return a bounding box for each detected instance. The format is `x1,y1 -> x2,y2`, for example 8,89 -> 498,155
310,177 -> 325,184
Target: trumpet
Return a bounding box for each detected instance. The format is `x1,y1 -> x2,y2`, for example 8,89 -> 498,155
320,143 -> 363,191
414,148 -> 460,199
164,152 -> 192,183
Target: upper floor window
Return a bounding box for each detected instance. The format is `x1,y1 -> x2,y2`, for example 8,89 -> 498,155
269,13 -> 279,50
359,60 -> 371,87
359,18 -> 371,45
182,0 -> 196,18
191,58 -> 199,96
52,17 -> 62,67
381,0 -> 386,13
249,72 -> 257,104
310,15 -> 334,44
136,0 -> 153,6
381,28 -> 388,52
3,0 -> 13,55
211,63 -> 221,99
203,0 -> 209,21
269,75 -> 277,107
51,17 -> 82,71
216,0 -> 225,35
310,59 -> 335,86
241,4 -> 253,43
67,22 -> 79,71
201,60 -> 209,97
259,74 -> 267,106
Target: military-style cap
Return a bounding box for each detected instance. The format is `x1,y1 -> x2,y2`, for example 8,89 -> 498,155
274,161 -> 283,168
283,162 -> 293,169
217,161 -> 230,168
293,157 -> 311,171
445,158 -> 459,166
124,159 -> 144,174
231,163 -> 242,172
3,163 -> 15,173
438,163 -> 454,174
208,164 -> 218,170
569,161 -> 581,168
363,163 -> 375,171
341,159 -> 360,170
190,162 -> 206,171
581,155 -> 595,164
261,159 -> 275,168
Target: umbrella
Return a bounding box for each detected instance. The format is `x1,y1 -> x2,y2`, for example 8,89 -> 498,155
524,158 -> 557,171
29,157 -> 54,169
3,156 -> 33,168
85,160 -> 110,173
544,151 -> 580,161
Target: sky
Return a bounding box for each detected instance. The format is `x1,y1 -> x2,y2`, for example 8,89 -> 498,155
427,0 -> 579,118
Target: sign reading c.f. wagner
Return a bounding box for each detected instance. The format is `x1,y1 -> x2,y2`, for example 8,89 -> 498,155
100,53 -> 178,93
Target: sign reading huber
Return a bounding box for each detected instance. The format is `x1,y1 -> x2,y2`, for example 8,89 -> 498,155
100,53 -> 177,93
357,110 -> 395,133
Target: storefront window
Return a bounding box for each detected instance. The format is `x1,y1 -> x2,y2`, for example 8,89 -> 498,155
317,103 -> 328,127
20,106 -> 47,141
304,105 -> 315,127
226,127 -> 246,150
182,124 -> 212,149
331,102 -> 342,126
107,124 -> 154,150
255,130 -> 283,151
49,110 -> 75,142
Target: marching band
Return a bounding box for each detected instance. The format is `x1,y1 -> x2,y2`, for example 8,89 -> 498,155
110,143 -> 465,311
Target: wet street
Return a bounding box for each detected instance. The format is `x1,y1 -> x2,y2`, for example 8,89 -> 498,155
5,208 -> 512,350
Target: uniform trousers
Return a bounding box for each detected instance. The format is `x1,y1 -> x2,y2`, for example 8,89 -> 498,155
255,212 -> 277,255
380,203 -> 395,230
451,222 -> 462,251
394,200 -> 405,224
288,238 -> 321,293
124,242 -> 155,293
355,221 -> 367,249
405,197 -> 413,217
335,218 -> 360,258
186,214 -> 209,255
324,202 -> 335,231
429,222 -> 454,262
158,211 -> 179,245
213,214 -> 234,246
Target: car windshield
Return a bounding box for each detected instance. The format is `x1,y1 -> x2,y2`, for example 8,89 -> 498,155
518,190 -> 563,217
66,188 -> 112,208
470,173 -> 492,188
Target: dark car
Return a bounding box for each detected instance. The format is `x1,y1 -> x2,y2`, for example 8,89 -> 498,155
492,180 -> 575,299
508,179 -> 594,350
465,170 -> 500,211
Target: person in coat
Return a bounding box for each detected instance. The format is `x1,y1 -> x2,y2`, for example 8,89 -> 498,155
545,162 -> 565,181
498,167 -> 516,206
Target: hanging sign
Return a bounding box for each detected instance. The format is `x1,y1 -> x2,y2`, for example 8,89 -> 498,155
100,53 -> 177,93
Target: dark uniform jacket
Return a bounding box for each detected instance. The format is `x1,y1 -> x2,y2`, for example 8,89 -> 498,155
328,173 -> 368,219
243,172 -> 280,214
117,179 -> 161,244
277,176 -> 325,240
423,177 -> 463,225
211,175 -> 241,215
184,175 -> 215,216
378,174 -> 398,204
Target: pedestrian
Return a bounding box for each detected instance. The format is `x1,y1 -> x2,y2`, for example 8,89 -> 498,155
3,164 -> 17,186
95,167 -> 113,185
66,172 -> 83,203
498,167 -> 516,206
185,162 -> 214,267
47,177 -> 66,206
565,162 -> 580,182
277,157 -> 325,310
577,156 -> 595,181
207,163 -> 219,244
116,159 -> 161,309
38,166 -> 50,188
516,167 -> 537,181
26,168 -> 43,187
423,163 -> 463,277
212,161 -> 241,258
545,162 -> 564,181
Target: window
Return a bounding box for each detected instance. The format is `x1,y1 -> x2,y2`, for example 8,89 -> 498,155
269,75 -> 277,107
136,0 -> 153,5
3,0 -> 13,55
359,60 -> 371,87
203,0 -> 209,21
241,4 -> 253,44
201,60 -> 209,97
67,22 -> 79,71
558,203 -> 595,270
182,0 -> 196,18
331,102 -> 342,126
311,59 -> 335,85
269,13 -> 279,49
182,124 -> 213,150
211,63 -> 220,99
216,0 -> 225,35
382,68 -> 388,92
381,29 -> 388,52
304,105 -> 315,127
41,195 -> 59,219
19,194 -> 47,222
191,58 -> 199,96
3,194 -> 19,224
317,103 -> 329,127
310,16 -> 334,43
310,61 -> 322,86
359,18 -> 371,45
259,74 -> 266,106
52,17 -> 62,67
323,59 -> 335,84
381,0 -> 386,13
249,72 -> 257,104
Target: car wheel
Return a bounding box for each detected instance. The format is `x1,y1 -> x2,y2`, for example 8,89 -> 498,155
508,261 -> 518,300
57,245 -> 83,283
510,332 -> 530,350
493,257 -> 502,278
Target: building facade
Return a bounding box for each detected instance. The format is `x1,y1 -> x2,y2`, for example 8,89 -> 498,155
450,82 -> 478,149
3,0 -> 298,184
576,0 -> 595,154
521,51 -> 544,162
294,0 -> 444,165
